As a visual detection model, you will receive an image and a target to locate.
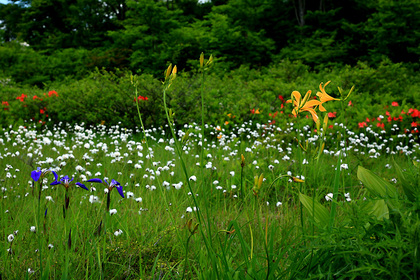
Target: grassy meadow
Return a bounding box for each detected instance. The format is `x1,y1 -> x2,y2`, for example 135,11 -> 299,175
1,61 -> 420,280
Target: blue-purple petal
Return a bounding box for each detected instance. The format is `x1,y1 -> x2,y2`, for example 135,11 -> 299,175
31,169 -> 42,182
87,178 -> 103,183
76,182 -> 89,191
50,181 -> 61,186
52,170 -> 58,182
116,185 -> 124,198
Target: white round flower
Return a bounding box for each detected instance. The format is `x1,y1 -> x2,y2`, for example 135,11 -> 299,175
114,229 -> 123,236
7,234 -> 14,242
325,193 -> 334,201
189,175 -> 197,182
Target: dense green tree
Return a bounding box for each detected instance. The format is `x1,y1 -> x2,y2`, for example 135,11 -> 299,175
1,0 -> 419,83
0,1 -> 26,42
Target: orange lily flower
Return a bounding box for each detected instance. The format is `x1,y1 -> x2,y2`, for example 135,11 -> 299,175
316,81 -> 339,111
287,90 -> 323,122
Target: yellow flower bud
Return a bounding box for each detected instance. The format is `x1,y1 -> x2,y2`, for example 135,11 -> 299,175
292,177 -> 304,183
200,52 -> 204,68
165,64 -> 172,79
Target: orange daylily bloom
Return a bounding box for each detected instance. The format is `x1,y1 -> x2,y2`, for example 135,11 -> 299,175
287,90 -> 323,122
316,81 -> 339,111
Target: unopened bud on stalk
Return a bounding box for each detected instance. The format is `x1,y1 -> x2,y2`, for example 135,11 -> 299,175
322,114 -> 328,133
206,55 -> 214,67
200,53 -> 204,68
292,177 -> 305,183
241,154 -> 245,168
165,64 -> 173,80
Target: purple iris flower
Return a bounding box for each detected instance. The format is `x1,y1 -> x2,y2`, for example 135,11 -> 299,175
87,178 -> 124,198
31,167 -> 51,182
50,171 -> 88,191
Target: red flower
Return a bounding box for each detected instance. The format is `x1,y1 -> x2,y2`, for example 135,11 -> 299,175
2,101 -> 9,106
391,101 -> 399,107
411,109 -> 420,118
278,95 -> 284,103
250,108 -> 255,114
358,122 -> 367,128
135,95 -> 149,102
348,100 -> 353,106
40,109 -> 45,114
387,117 -> 392,122
385,111 -> 390,116
48,90 -> 58,97
412,122 -> 418,127
376,122 -> 385,129
33,95 -> 43,101
328,125 -> 333,129
269,111 -> 278,118
327,112 -> 336,118
16,94 -> 28,102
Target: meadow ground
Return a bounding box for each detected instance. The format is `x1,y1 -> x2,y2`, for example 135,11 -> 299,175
0,112 -> 419,279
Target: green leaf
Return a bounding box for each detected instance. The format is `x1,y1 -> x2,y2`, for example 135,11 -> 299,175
299,192 -> 329,227
357,166 -> 397,198
392,158 -> 416,202
364,199 -> 389,220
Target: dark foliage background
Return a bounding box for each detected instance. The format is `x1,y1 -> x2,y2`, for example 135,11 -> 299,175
0,0 -> 419,129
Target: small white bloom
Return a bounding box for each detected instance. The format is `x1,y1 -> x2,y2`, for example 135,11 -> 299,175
109,209 -> 117,215
8,234 -> 14,242
276,202 -> 282,207
189,175 -> 197,182
126,191 -> 134,198
186,207 -> 193,213
135,197 -> 142,203
114,229 -> 123,236
230,171 -> 235,177
89,195 -> 100,203
45,196 -> 54,202
30,226 -> 36,232
340,164 -> 349,170
325,193 -> 334,201
48,244 -> 54,249
75,165 -> 84,172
